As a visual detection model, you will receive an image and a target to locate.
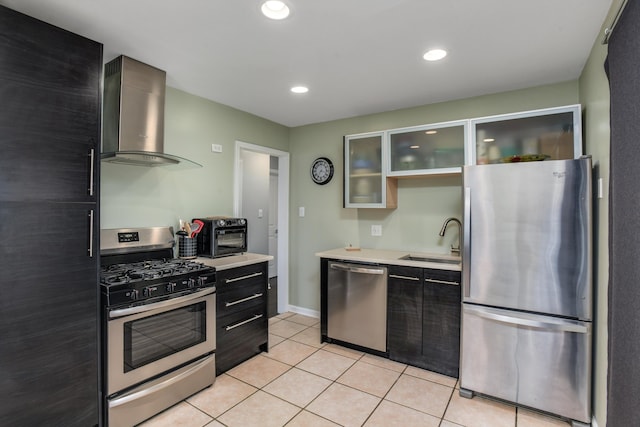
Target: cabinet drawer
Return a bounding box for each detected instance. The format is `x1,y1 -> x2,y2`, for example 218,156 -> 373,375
423,268 -> 461,286
217,281 -> 264,316
216,305 -> 268,374
389,266 -> 423,283
216,264 -> 267,293
218,305 -> 266,336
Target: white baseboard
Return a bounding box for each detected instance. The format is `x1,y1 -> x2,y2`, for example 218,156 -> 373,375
286,304 -> 319,319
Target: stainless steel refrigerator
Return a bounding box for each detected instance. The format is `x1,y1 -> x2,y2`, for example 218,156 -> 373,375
460,157 -> 592,426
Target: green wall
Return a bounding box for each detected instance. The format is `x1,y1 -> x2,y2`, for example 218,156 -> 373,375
578,2 -> 619,425
288,81 -> 579,312
100,87 -> 289,230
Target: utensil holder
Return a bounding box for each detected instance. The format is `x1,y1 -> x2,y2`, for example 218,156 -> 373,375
178,236 -> 197,259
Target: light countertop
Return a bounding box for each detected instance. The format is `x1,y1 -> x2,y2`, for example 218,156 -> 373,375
197,253 -> 273,271
315,247 -> 461,272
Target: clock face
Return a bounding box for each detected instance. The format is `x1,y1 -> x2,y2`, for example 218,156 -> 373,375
311,157 -> 334,185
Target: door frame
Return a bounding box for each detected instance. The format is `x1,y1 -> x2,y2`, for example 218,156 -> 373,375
234,140 -> 289,314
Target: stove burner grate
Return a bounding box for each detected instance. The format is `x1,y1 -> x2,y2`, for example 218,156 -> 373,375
100,259 -> 210,285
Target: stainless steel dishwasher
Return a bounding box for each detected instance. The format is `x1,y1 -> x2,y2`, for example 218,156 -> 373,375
327,261 -> 388,352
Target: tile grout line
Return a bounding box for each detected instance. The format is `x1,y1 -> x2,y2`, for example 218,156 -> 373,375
224,318 -> 460,426
214,322 -> 325,424
437,382 -> 457,427
183,314 -> 471,427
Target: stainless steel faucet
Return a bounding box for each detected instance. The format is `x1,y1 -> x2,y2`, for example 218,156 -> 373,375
439,217 -> 462,255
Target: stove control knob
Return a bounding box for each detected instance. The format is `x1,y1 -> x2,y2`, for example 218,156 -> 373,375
217,219 -> 226,227
188,278 -> 196,288
128,289 -> 139,301
198,276 -> 209,286
166,282 -> 176,293
143,286 -> 157,297
238,218 -> 246,226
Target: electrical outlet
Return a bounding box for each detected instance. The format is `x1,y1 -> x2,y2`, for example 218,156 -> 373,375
371,224 -> 382,236
211,144 -> 223,153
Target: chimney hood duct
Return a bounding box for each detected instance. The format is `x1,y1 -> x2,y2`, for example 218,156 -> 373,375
101,55 -> 200,167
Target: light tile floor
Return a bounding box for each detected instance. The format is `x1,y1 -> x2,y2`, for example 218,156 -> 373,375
139,312 -> 571,427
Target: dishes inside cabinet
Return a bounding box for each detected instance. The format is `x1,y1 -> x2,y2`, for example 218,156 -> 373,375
500,154 -> 551,163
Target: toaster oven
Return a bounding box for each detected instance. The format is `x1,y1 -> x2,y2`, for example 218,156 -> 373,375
193,217 -> 248,258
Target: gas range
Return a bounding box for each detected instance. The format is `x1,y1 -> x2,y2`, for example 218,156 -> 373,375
99,226 -> 217,426
100,227 -> 215,308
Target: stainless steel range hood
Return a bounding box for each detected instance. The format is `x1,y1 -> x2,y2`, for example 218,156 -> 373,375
101,55 -> 200,167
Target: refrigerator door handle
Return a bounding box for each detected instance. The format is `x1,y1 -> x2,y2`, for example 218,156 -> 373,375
462,187 -> 471,298
464,305 -> 590,334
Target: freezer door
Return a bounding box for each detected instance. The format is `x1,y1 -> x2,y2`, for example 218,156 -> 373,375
462,158 -> 592,320
460,304 -> 591,423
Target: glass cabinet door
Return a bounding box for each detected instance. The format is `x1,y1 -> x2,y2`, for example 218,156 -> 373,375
344,131 -> 392,208
471,105 -> 581,165
388,120 -> 466,176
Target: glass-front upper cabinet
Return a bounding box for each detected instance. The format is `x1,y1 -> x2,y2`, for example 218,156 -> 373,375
387,120 -> 467,176
470,105 -> 582,165
344,131 -> 396,209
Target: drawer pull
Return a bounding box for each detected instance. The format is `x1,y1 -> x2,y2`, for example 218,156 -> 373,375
225,271 -> 263,283
225,293 -> 264,307
225,314 -> 263,331
425,278 -> 460,286
389,274 -> 420,281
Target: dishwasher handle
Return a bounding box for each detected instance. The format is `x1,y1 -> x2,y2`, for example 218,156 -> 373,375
329,263 -> 385,275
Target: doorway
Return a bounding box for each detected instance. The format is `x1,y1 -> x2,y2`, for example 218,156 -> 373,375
234,141 -> 289,316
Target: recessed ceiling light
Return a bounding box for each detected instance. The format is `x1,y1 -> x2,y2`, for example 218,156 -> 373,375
410,145 -> 420,149
483,138 -> 495,142
425,130 -> 438,135
423,49 -> 447,61
261,1 -> 290,20
291,86 -> 309,94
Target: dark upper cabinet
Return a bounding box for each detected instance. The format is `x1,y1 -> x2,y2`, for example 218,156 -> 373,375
0,6 -> 102,203
0,5 -> 101,426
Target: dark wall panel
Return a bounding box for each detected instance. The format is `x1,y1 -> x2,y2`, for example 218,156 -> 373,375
606,1 -> 640,426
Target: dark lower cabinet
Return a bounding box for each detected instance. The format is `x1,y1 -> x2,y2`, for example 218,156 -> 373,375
0,5 -> 101,426
387,266 -> 423,364
422,269 -> 461,377
387,266 -> 461,378
216,262 -> 269,375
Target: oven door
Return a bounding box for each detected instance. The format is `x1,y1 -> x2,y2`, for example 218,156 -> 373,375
214,226 -> 247,257
107,288 -> 216,395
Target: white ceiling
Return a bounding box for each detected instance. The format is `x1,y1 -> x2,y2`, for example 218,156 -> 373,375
2,0 -> 613,127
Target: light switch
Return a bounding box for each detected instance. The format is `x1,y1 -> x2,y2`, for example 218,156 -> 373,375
598,178 -> 603,199
258,209 -> 263,218
299,207 -> 305,217
371,224 -> 382,236
211,144 -> 223,153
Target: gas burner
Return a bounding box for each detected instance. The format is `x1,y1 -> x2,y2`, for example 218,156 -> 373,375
100,259 -> 209,284
102,273 -> 141,285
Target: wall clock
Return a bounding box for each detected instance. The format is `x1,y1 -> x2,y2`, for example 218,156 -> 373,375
310,157 -> 334,185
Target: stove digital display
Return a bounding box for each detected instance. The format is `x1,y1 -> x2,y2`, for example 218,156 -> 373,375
118,232 -> 140,243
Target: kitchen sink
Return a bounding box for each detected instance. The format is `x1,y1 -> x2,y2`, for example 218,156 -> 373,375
399,254 -> 461,264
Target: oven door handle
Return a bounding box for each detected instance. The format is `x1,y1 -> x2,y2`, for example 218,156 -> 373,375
108,288 -> 216,319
